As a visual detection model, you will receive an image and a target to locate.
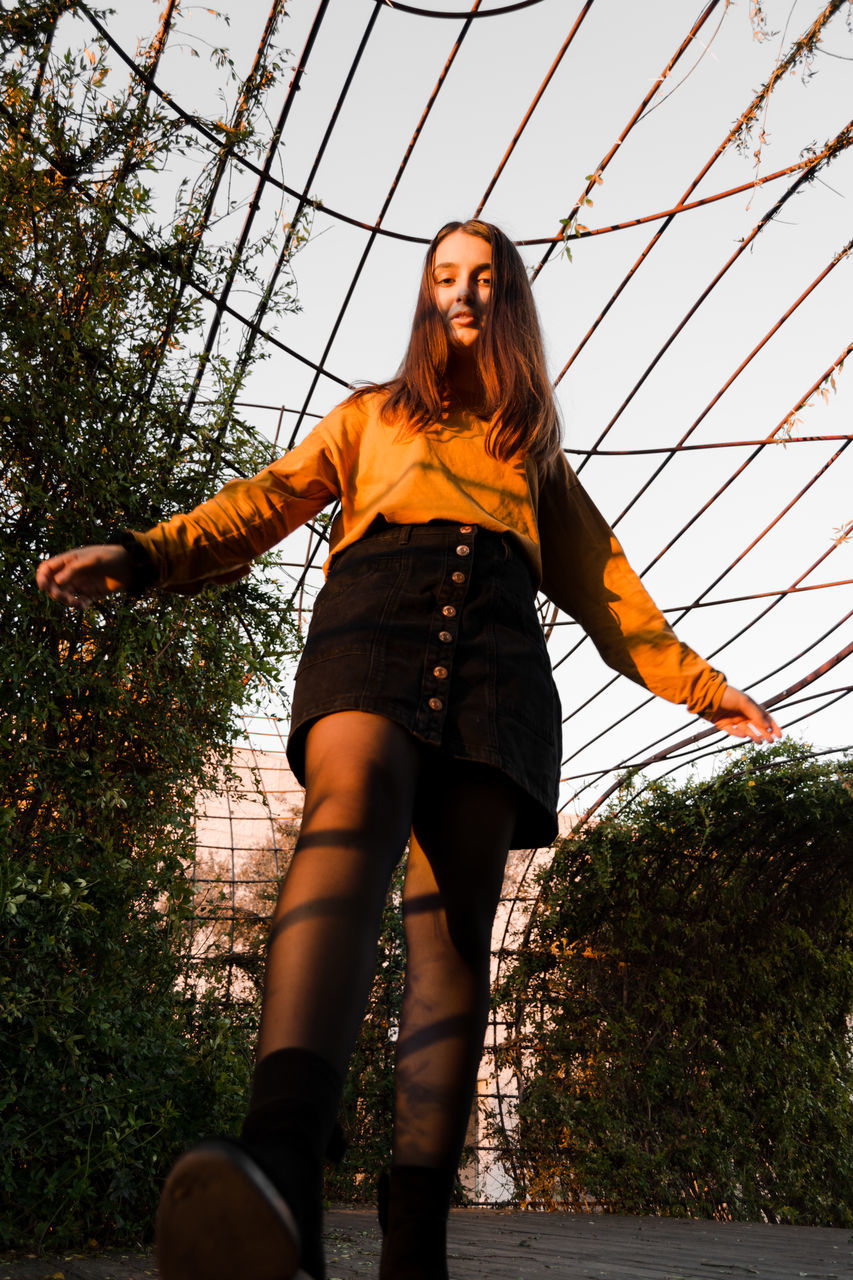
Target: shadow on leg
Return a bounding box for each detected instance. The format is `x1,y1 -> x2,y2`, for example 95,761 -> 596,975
257,710 -> 420,1071
380,759 -> 518,1280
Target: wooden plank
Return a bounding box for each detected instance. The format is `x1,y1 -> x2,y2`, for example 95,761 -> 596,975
1,1209 -> 850,1279
324,1208 -> 853,1280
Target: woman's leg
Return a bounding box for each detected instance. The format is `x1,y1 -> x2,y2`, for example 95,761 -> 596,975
380,760 -> 517,1279
257,710 -> 421,1071
247,711 -> 421,1267
158,711 -> 421,1280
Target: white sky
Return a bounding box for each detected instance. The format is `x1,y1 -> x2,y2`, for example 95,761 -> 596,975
66,0 -> 853,816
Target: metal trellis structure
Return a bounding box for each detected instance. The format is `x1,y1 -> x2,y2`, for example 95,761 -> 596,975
38,0 -> 853,1199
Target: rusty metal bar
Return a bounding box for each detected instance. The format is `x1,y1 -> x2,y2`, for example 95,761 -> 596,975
473,0 -> 596,216
231,5 -> 384,383
184,0 -> 333,430
529,1 -> 723,283
564,431 -> 853,456
574,131 -> 853,474
558,0 -> 849,411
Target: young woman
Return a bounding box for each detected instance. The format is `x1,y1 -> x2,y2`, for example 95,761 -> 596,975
37,220 -> 779,1280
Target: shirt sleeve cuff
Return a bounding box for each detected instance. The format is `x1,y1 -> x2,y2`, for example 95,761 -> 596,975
111,531 -> 159,596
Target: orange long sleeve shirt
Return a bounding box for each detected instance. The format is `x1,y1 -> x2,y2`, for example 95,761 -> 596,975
133,392 -> 727,717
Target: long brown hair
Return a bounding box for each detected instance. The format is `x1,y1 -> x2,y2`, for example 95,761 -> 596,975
355,220 -> 561,468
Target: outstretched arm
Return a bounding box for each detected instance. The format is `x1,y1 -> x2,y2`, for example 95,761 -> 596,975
36,415 -> 344,604
537,456 -> 781,736
705,684 -> 780,743
35,415 -> 346,607
36,543 -> 251,608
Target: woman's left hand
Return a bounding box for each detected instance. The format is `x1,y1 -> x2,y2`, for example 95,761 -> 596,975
706,685 -> 781,742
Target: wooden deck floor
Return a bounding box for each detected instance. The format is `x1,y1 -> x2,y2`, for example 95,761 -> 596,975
325,1208 -> 852,1280
2,1209 -> 850,1279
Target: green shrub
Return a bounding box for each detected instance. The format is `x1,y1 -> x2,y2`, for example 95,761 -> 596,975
492,745 -> 853,1225
1,866 -> 254,1246
0,1 -> 299,1247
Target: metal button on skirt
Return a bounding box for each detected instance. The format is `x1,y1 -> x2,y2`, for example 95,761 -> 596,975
287,520 -> 561,849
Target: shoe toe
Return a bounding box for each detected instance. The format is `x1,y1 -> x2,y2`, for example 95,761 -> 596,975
156,1141 -> 301,1280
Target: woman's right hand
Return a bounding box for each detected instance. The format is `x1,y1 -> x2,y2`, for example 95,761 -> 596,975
35,545 -> 132,609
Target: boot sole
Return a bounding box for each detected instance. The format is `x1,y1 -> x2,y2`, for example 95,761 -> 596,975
156,1140 -> 307,1280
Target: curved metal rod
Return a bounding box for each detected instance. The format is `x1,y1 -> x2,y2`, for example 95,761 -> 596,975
588,639 -> 853,814
551,337 -> 853,700
474,0 -> 595,216
558,425 -> 852,753
528,0 -> 723,282
565,432 -> 853,456
371,0 -> 547,15
575,698 -> 853,823
574,131 -> 852,479
231,6 -> 384,388
76,1 -> 799,251
548,579 -> 853,617
561,510 -> 853,776
561,603 -> 853,793
564,0 -> 851,442
184,0 -> 333,430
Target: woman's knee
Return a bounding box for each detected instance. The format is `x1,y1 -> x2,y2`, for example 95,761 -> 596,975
447,907 -> 496,973
403,843 -> 499,973
411,758 -> 514,876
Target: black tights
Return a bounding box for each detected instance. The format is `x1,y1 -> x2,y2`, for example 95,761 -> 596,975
256,711 -> 516,1171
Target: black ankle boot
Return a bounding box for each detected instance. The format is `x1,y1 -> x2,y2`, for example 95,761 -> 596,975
156,1048 -> 342,1280
240,1048 -> 343,1280
378,1165 -> 455,1280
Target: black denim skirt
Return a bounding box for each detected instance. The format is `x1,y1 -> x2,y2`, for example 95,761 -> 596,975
287,520 -> 561,848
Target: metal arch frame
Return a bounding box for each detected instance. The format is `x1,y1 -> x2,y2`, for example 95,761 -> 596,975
23,0 -> 853,1202
370,0 -> 549,17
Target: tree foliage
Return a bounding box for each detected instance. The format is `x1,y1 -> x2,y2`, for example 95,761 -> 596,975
0,1 -> 301,1247
491,745 -> 853,1225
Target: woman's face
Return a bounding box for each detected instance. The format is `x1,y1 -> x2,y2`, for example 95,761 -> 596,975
431,229 -> 492,352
